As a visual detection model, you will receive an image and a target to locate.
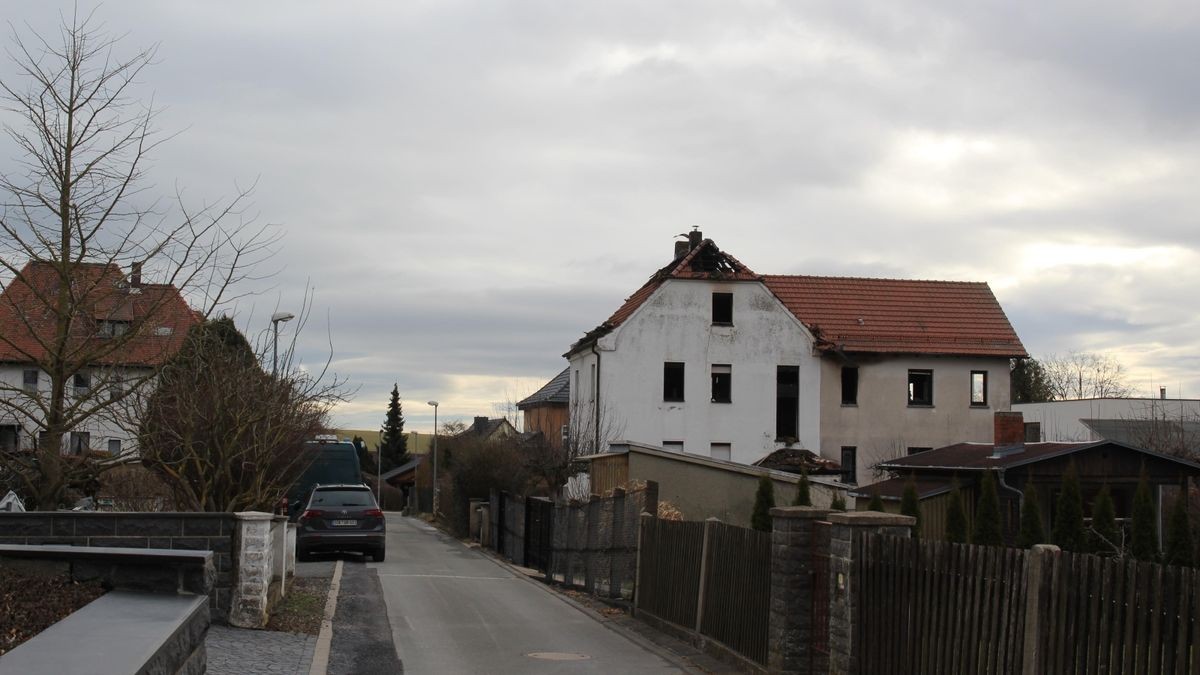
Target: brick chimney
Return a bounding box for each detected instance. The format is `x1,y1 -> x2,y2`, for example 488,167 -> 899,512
688,229 -> 703,251
130,261 -> 142,288
473,416 -> 488,432
991,411 -> 1025,458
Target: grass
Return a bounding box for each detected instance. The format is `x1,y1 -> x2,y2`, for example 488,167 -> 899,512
265,576 -> 331,635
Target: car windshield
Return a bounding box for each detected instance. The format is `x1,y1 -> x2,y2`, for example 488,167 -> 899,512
310,489 -> 375,507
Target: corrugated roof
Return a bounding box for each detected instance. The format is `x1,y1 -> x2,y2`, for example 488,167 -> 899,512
0,261 -> 199,367
518,367 -> 570,408
763,275 -> 1027,357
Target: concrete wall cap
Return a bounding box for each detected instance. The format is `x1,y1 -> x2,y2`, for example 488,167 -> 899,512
827,511 -> 916,526
770,506 -> 832,519
234,511 -> 275,521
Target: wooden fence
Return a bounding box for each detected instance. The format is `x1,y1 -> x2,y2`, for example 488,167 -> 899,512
636,518 -> 771,666
858,534 -> 1200,675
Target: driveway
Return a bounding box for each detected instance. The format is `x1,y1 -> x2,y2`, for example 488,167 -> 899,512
374,516 -> 683,674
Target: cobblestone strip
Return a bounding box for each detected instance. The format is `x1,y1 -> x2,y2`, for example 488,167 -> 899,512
206,625 -> 318,675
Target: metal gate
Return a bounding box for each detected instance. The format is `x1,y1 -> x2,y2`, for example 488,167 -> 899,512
811,520 -> 832,665
524,496 -> 554,574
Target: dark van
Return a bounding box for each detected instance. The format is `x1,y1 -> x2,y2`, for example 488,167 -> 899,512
286,436 -> 363,520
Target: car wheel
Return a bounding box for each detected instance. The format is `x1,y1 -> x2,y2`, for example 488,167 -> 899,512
371,547 -> 386,562
297,547 -> 312,562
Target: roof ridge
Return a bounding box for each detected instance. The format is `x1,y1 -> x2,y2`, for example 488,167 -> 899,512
764,273 -> 990,286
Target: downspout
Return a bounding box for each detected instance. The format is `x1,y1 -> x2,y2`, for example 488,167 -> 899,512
996,468 -> 1024,538
591,343 -> 601,453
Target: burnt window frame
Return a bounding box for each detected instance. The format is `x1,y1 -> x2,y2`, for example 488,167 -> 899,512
712,292 -> 733,325
907,369 -> 933,407
776,365 -> 800,440
710,364 -> 732,403
841,366 -> 859,405
663,362 -> 685,402
840,446 -> 857,485
970,370 -> 988,407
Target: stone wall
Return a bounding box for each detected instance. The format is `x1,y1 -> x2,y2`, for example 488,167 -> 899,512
550,482 -> 657,599
0,512 -> 236,621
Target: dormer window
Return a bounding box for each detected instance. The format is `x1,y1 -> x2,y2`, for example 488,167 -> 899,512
98,320 -> 131,338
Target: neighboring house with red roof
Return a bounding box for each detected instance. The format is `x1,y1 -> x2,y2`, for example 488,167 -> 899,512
565,232 -> 1027,485
851,412 -> 1200,544
0,261 -> 199,456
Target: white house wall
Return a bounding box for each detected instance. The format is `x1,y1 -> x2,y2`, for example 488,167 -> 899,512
820,355 -> 1013,485
0,364 -> 144,456
1013,398 -> 1200,442
572,278 -> 820,465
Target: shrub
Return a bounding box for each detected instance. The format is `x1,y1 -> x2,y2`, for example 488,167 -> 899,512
751,476 -> 776,532
1130,467 -> 1158,562
900,476 -> 921,538
830,491 -> 847,511
867,490 -> 885,512
1052,462 -> 1087,552
1165,489 -> 1193,567
793,466 -> 812,506
1017,489 -> 1047,549
973,471 -> 1003,547
1089,485 -> 1119,555
946,480 -> 968,544
441,438 -> 531,537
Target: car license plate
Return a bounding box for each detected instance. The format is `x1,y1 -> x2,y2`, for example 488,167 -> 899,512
331,519 -> 357,527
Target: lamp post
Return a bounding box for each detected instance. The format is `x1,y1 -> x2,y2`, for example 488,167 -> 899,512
270,312 -> 295,376
427,400 -> 439,514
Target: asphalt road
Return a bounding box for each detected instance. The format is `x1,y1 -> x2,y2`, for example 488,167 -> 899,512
375,516 -> 683,674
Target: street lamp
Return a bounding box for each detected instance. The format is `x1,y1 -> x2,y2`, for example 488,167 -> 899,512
270,311 -> 295,376
427,400 -> 439,514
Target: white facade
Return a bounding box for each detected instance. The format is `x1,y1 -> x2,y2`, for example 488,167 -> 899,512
1013,398 -> 1200,442
819,355 -> 1013,484
0,363 -> 144,456
569,278 -> 821,466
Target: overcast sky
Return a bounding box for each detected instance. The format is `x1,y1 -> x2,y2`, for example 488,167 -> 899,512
3,1 -> 1199,432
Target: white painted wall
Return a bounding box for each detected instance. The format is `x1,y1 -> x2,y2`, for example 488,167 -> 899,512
570,278 -> 820,465
819,355 -> 1013,485
1013,398 -> 1200,442
0,364 -> 145,456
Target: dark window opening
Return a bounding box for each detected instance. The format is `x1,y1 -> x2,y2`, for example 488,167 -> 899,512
69,431 -> 90,455
776,366 -> 799,439
73,372 -> 91,395
98,319 -> 131,338
840,446 -> 857,485
841,366 -> 859,405
712,292 -> 733,325
22,369 -> 37,393
0,425 -> 18,452
1024,422 -> 1042,443
107,439 -> 122,455
664,362 -> 685,402
971,371 -> 988,406
908,370 -> 933,406
711,364 -> 731,403
907,446 -> 932,456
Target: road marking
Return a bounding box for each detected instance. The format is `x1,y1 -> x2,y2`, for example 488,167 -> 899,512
308,559 -> 343,675
377,573 -> 511,580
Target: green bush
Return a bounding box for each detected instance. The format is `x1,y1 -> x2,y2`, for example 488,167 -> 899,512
793,466 -> 812,506
1165,489 -> 1193,567
1130,467 -> 1158,562
946,480 -> 968,544
1052,461 -> 1087,552
751,476 -> 776,532
973,471 -> 1003,546
1089,485 -> 1119,555
900,476 -> 921,538
1017,489 -> 1046,549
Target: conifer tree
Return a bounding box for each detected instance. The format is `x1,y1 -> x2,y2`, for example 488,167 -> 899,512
1052,462 -> 1087,552
868,489 -> 885,512
946,479 -> 968,544
1165,488 -> 1193,567
1089,484 -> 1119,555
973,470 -> 1004,546
793,465 -> 812,506
830,491 -> 847,511
1017,488 -> 1047,549
900,476 -> 921,539
751,476 -> 776,532
377,384 -> 408,472
1130,467 -> 1159,562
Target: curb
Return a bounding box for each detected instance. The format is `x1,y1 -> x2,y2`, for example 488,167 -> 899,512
307,559 -> 344,675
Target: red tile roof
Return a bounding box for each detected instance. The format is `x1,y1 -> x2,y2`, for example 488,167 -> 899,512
0,261 -> 200,367
763,275 -> 1026,357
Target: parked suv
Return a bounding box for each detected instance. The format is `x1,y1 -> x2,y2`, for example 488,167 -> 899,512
296,484 -> 386,562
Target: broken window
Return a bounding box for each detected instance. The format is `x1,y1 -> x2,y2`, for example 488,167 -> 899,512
908,370 -> 933,406
69,431 -> 90,455
841,366 -> 858,405
840,447 -> 857,485
73,372 -> 91,396
710,443 -> 731,461
776,366 -> 799,439
711,364 -> 731,403
971,371 -> 988,406
663,362 -> 685,402
712,292 -> 733,325
22,369 -> 37,393
0,426 -> 17,452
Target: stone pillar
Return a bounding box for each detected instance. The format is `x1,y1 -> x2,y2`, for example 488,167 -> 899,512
767,506 -> 831,675
827,511 -> 915,675
229,511 -> 274,628
271,515 -> 288,600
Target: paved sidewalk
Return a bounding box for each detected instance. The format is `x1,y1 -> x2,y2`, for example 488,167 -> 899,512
206,625 -> 317,675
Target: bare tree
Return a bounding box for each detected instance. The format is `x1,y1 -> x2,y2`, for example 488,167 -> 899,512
1041,351 -> 1135,401
135,317 -> 345,512
0,11 -> 273,507
526,397 -> 624,501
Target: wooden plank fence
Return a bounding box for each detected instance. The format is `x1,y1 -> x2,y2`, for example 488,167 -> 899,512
637,518 -> 705,629
858,534 -> 1200,675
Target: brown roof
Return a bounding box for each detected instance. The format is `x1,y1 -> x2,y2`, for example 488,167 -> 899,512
569,239 -> 1026,358
0,261 -> 199,367
763,275 -> 1027,357
849,476 -> 956,501
879,440 -> 1200,472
